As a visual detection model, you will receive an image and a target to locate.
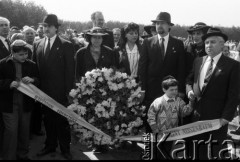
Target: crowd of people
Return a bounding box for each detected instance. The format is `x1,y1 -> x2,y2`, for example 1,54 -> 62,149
0,11 -> 239,160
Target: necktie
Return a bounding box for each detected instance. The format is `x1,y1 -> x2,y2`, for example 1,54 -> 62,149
45,38 -> 51,58
160,38 -> 165,58
202,58 -> 214,91
5,38 -> 10,52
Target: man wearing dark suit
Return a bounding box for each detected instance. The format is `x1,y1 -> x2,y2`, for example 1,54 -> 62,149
186,28 -> 240,160
84,11 -> 114,49
139,12 -> 186,129
0,16 -> 11,159
0,16 -> 11,60
32,14 -> 75,160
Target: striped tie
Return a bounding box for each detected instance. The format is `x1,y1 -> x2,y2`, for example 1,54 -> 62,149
202,59 -> 214,91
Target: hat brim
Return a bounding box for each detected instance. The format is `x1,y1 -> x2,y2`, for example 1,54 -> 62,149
141,34 -> 151,39
187,26 -> 210,34
202,33 -> 228,42
151,20 -> 174,26
38,22 -> 61,27
144,25 -> 155,35
86,33 -> 108,36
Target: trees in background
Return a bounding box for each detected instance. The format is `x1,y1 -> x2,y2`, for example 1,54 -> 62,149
1,0 -> 240,41
0,0 -> 47,27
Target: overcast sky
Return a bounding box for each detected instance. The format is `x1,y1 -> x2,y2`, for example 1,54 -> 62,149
22,0 -> 240,27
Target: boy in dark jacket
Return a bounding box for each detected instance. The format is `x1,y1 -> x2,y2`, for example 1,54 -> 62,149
0,40 -> 39,160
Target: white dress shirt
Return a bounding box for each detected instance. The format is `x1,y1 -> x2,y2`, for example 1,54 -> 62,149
126,44 -> 140,78
44,34 -> 57,53
0,35 -> 9,51
158,33 -> 169,55
199,53 -> 222,90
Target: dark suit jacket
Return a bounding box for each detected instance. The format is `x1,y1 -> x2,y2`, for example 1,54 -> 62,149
186,54 -> 240,122
185,54 -> 240,158
139,35 -> 186,103
0,56 -> 39,113
0,39 -> 10,60
32,36 -> 75,106
75,44 -> 117,82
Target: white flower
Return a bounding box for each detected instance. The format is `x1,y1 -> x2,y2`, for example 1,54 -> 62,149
117,83 -> 124,89
114,125 -> 119,131
86,98 -> 95,105
98,77 -> 104,82
69,89 -> 77,98
121,123 -> 127,128
102,100 -> 110,107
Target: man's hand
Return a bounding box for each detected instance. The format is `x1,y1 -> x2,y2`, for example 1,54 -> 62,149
188,90 -> 196,101
22,76 -> 34,84
10,81 -> 19,89
220,118 -> 229,127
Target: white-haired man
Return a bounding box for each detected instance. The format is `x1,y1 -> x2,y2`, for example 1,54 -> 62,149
0,16 -> 11,159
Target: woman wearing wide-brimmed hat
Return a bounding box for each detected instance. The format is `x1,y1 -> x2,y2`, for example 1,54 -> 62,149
75,27 -> 117,82
185,22 -> 210,77
141,23 -> 157,39
75,27 -> 117,153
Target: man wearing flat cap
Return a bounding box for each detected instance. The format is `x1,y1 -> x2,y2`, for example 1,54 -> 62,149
138,12 -> 186,132
186,28 -> 240,160
32,14 -> 75,160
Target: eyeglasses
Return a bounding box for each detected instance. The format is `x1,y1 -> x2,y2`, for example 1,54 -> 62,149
0,23 -> 9,27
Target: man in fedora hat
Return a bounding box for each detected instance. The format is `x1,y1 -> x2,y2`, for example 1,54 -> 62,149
186,27 -> 239,159
139,11 -> 186,132
32,14 -> 75,160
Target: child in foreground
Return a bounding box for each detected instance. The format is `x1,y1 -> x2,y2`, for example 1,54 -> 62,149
147,75 -> 193,159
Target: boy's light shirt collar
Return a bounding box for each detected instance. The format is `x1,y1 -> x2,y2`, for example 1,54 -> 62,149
163,94 -> 176,102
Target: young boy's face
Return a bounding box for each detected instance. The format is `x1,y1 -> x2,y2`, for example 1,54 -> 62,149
163,86 -> 178,98
13,49 -> 28,63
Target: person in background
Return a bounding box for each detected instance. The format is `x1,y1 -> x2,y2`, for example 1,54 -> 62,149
34,24 -> 44,42
22,26 -> 36,46
143,23 -> 157,38
117,22 -> 142,80
86,11 -> 114,49
185,22 -> 210,78
112,28 -> 121,48
8,26 -> 20,40
10,33 -> 24,43
222,43 -> 230,56
0,40 -> 39,160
